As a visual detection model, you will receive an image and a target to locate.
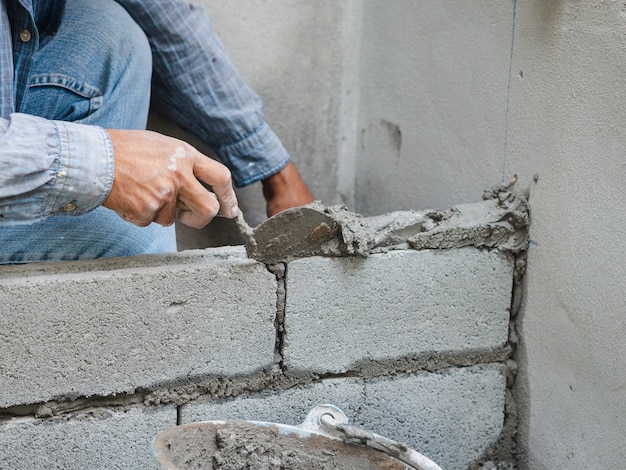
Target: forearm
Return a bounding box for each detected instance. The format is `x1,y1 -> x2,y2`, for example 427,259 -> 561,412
0,113 -> 113,224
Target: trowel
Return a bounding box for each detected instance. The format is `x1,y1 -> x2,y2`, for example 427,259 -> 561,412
185,199 -> 441,263
178,195 -> 348,263
234,205 -> 342,264
219,184 -> 528,264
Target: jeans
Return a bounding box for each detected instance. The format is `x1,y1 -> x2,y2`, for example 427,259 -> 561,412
0,0 -> 176,264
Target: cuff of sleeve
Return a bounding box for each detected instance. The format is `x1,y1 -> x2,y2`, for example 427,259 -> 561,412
45,121 -> 114,217
216,122 -> 290,187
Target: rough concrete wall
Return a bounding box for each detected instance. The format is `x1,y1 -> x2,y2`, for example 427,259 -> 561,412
356,0 -> 514,214
201,0 -> 360,205
355,1 -> 626,469
507,2 -> 626,468
0,250 -> 277,407
0,213 -> 518,470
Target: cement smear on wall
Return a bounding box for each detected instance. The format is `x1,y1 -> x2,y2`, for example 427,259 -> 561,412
247,186 -> 528,263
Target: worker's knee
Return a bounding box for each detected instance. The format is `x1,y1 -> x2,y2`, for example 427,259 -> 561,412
22,0 -> 152,128
93,0 -> 153,86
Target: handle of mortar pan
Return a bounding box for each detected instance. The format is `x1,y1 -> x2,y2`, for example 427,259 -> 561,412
301,405 -> 443,470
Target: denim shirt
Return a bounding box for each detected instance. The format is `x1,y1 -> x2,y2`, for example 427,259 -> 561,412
0,0 -> 290,224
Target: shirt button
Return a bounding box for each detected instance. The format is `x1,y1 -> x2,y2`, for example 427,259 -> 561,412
20,29 -> 32,42
63,202 -> 78,212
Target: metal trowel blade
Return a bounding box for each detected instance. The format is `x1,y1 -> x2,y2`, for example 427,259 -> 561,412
236,206 -> 340,263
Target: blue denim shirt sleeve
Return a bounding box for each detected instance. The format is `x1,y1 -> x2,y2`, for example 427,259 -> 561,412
0,113 -> 114,224
0,0 -> 288,227
116,0 -> 290,187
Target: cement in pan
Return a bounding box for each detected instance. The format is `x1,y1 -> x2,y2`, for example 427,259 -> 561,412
153,420 -> 409,470
152,405 -> 442,470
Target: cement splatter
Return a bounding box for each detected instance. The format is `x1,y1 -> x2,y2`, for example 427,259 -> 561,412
168,146 -> 188,171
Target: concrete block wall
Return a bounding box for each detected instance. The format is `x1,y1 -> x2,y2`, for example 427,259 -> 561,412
284,250 -> 512,375
0,405 -> 176,469
0,251 -> 277,408
182,366 -> 506,470
145,2 -> 625,466
0,201 -> 523,469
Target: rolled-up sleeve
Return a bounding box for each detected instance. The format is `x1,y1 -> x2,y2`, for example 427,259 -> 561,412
116,0 -> 290,187
0,113 -> 114,224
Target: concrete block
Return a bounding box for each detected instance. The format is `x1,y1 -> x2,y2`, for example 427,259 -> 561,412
182,377 -> 364,426
0,248 -> 277,407
181,365 -> 506,470
359,366 -> 506,470
284,248 -> 513,374
0,404 -> 176,469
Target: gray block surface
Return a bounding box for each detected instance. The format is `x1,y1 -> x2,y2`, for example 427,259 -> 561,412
0,404 -> 176,469
0,248 -> 277,407
182,365 -> 506,470
284,248 -> 513,374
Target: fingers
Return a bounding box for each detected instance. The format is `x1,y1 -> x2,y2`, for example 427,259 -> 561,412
104,129 -> 238,230
136,153 -> 235,230
178,181 -> 221,229
152,199 -> 178,227
192,156 -> 239,219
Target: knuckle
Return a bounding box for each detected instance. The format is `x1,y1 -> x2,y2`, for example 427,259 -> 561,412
134,213 -> 154,227
201,199 -> 220,218
156,217 -> 175,227
155,208 -> 176,227
215,165 -> 232,184
123,201 -> 159,227
123,213 -> 151,227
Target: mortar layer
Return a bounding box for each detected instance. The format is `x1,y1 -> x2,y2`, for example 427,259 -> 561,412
247,187 -> 528,263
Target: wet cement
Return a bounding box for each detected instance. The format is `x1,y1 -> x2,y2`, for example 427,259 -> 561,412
154,421 -> 407,469
244,186 -> 529,263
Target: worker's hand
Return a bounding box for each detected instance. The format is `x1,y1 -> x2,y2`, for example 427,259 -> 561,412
103,130 -> 238,229
262,161 -> 315,217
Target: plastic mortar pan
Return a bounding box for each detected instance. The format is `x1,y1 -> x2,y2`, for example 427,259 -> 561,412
151,404 -> 442,470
